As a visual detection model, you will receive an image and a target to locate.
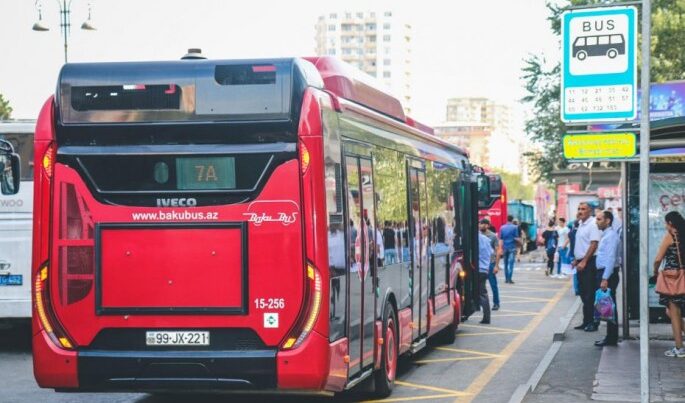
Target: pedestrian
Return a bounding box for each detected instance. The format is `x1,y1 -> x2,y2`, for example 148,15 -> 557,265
478,228 -> 494,324
555,217 -> 570,278
572,202 -> 602,332
653,211 -> 685,358
480,218 -> 501,311
594,210 -> 621,347
569,214 -> 581,295
383,221 -> 397,265
542,219 -> 559,277
499,215 -> 521,284
614,207 -> 624,234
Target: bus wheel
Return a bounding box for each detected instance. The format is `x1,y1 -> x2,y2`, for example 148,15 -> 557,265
576,51 -> 587,61
439,310 -> 457,344
607,49 -> 618,59
374,303 -> 398,397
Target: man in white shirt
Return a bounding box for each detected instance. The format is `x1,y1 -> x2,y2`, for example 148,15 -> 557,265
594,210 -> 621,347
555,217 -> 570,278
572,202 -> 603,332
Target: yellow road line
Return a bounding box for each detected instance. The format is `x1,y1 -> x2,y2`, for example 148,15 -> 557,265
414,356 -> 496,364
498,308 -> 540,314
362,393 -> 462,402
456,331 -> 519,337
460,323 -> 522,332
496,295 -> 553,302
435,347 -> 504,358
490,313 -> 538,317
454,280 -> 571,403
395,380 -> 471,396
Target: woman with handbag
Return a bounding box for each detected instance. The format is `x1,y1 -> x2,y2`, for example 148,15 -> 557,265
653,211 -> 685,358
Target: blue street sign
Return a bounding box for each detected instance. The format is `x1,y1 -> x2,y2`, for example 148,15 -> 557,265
561,6 -> 637,123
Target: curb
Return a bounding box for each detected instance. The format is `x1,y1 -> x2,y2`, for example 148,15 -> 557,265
508,298 -> 581,403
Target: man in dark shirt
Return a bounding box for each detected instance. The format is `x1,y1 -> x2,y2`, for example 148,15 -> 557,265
383,221 -> 397,264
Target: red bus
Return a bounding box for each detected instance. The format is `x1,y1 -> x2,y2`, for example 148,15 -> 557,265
32,56 -> 486,396
478,174 -> 507,232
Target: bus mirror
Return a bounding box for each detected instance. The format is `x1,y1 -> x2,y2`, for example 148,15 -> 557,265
0,140 -> 20,196
489,175 -> 502,198
476,174 -> 490,208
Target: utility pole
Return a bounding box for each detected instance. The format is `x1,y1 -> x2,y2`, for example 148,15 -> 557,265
638,0 -> 651,402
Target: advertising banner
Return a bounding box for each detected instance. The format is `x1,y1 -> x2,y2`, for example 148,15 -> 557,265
648,173 -> 685,307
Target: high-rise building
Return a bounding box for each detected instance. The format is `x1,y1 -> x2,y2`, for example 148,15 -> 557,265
315,10 -> 413,112
439,97 -> 527,180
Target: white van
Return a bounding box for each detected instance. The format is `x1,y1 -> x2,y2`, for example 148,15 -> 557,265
0,121 -> 34,319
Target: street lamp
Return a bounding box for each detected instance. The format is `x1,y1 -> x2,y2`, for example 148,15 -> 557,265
32,1 -> 97,63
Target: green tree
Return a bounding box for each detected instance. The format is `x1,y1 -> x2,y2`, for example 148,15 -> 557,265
522,0 -> 685,182
496,171 -> 535,201
0,93 -> 12,120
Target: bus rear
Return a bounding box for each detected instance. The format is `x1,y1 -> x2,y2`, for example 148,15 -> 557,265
32,58 -> 334,391
0,121 -> 34,320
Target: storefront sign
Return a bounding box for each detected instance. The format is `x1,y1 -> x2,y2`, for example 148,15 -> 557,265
563,132 -> 637,160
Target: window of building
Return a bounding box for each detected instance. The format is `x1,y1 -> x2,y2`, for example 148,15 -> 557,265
328,49 -> 336,55
366,23 -> 376,30
383,59 -> 391,66
328,24 -> 336,31
329,13 -> 337,19
357,12 -> 364,18
383,71 -> 391,78
384,47 -> 391,55
342,48 -> 352,55
345,12 -> 351,19
342,24 -> 352,31
383,35 -> 391,42
384,11 -> 392,17
384,23 -> 391,30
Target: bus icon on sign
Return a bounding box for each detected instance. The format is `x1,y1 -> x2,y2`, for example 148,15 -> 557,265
573,34 -> 625,61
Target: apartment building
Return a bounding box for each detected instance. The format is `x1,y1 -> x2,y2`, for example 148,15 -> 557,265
315,10 -> 413,112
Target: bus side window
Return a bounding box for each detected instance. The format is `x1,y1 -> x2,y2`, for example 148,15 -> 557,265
610,34 -> 623,44
598,36 -> 609,45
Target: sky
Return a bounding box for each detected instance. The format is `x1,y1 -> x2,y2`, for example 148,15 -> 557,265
0,0 -> 560,127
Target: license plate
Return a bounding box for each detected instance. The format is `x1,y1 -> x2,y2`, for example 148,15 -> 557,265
0,275 -> 22,286
146,331 -> 210,346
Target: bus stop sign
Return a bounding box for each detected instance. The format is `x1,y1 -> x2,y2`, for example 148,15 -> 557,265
561,6 -> 637,123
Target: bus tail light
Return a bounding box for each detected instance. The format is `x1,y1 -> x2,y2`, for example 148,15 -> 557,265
42,143 -> 55,180
299,141 -> 310,175
58,183 -> 95,306
282,263 -> 322,350
35,263 -> 75,350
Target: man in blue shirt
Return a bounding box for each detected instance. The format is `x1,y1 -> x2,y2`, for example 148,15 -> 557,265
594,210 -> 621,347
499,215 -> 521,284
478,230 -> 494,324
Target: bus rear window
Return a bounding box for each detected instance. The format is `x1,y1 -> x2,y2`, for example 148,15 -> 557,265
215,65 -> 277,85
71,84 -> 181,111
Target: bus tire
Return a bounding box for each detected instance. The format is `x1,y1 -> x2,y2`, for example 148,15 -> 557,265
607,49 -> 618,59
439,313 -> 457,344
374,302 -> 398,397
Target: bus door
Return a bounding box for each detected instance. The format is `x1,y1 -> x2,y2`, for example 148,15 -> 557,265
344,155 -> 377,375
408,163 -> 429,339
456,177 -> 479,318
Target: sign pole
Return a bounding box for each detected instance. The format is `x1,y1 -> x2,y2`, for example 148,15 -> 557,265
621,161 -> 629,340
638,0 -> 651,402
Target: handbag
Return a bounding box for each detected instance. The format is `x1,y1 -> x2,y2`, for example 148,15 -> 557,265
656,233 -> 685,296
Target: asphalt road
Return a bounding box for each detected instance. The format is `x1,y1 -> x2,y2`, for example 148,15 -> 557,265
1,260 -> 577,403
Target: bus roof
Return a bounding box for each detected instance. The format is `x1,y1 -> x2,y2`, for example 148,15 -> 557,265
57,58 -> 323,125
0,120 -> 36,133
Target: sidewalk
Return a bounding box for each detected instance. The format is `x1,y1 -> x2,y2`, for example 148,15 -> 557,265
524,305 -> 685,402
